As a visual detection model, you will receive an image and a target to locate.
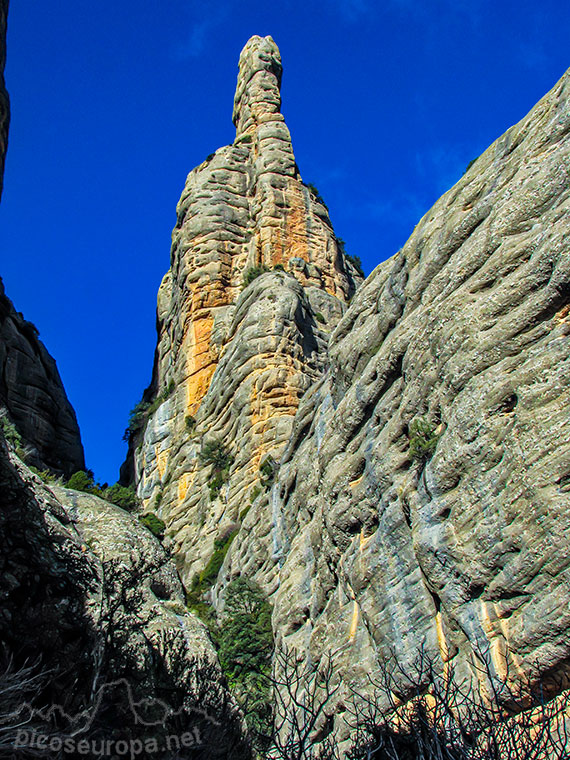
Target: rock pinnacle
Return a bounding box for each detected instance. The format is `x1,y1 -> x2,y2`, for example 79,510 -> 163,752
232,35 -> 283,137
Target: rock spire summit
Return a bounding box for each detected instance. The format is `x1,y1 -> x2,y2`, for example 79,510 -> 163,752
232,35 -> 283,137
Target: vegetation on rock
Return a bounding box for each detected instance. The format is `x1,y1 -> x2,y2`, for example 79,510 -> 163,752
199,527 -> 239,589
243,265 -> 269,287
259,455 -> 276,488
0,413 -> 22,449
408,418 -> 441,462
65,469 -> 140,511
101,483 -> 140,511
66,469 -> 100,493
306,182 -> 327,208
138,511 -> 166,539
218,578 -> 273,737
346,253 -> 364,277
123,380 -> 176,443
200,439 -> 234,500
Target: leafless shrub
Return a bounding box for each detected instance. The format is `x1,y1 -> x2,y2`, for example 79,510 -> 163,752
256,647 -> 341,760
345,648 -> 570,760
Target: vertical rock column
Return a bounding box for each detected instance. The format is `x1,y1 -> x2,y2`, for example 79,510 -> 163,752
130,36 -> 362,587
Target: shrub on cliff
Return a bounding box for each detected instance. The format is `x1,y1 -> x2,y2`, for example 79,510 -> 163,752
66,471 -> 140,513
101,483 -> 140,512
346,252 -> 365,278
218,578 -> 273,737
0,413 -> 22,449
198,527 -> 239,589
408,418 -> 441,462
306,182 -> 328,209
138,511 -> 166,539
259,455 -> 276,487
66,469 -> 101,495
200,440 -> 233,470
243,265 -> 269,287
200,439 -> 234,499
123,381 -> 176,443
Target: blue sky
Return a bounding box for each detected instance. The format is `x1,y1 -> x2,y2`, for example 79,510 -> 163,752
1,0 -> 568,483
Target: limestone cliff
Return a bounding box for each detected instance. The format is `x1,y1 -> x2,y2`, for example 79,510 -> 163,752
131,35 -> 570,740
0,277 -> 85,476
129,35 -> 361,586
264,64 -> 570,733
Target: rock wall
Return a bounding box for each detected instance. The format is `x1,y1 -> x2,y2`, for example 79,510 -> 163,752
130,36 -> 361,586
130,34 -> 569,746
264,65 -> 570,730
0,277 -> 85,476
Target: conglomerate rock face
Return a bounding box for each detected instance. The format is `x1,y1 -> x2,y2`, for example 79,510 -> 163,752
0,277 -> 85,476
267,66 -> 570,729
131,35 -> 360,586
0,440 -> 248,759
131,34 -> 569,742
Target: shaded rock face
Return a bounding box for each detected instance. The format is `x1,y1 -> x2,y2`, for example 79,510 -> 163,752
0,0 -> 8,199
0,277 -> 85,476
267,66 -> 570,728
0,441 -> 249,758
130,35 -> 361,586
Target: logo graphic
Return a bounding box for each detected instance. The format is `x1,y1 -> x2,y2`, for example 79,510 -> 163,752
3,677 -> 219,756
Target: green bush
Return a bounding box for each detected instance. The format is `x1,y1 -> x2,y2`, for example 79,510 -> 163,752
123,381 -> 176,443
239,503 -> 252,522
259,455 -> 276,487
315,311 -> 326,324
272,263 -> 285,271
409,418 -> 441,462
208,471 -> 226,500
138,512 -> 166,539
200,440 -> 234,500
306,182 -> 327,208
250,484 -> 262,503
101,483 -> 140,511
218,578 -> 274,734
199,528 -> 239,588
243,265 -> 269,287
29,466 -> 58,484
185,415 -> 196,433
219,577 -> 273,679
66,470 -> 100,494
464,156 -> 478,173
200,439 -> 234,470
66,470 -> 144,512
123,400 -> 150,442
0,415 -> 22,449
